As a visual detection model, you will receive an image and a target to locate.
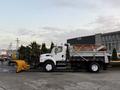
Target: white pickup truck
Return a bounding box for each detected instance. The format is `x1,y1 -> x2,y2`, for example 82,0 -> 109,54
39,44 -> 110,72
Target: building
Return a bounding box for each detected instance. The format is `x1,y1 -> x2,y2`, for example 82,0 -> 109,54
0,49 -> 8,59
67,31 -> 120,53
67,35 -> 95,45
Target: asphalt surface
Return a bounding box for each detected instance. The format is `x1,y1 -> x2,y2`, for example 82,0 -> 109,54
0,62 -> 120,90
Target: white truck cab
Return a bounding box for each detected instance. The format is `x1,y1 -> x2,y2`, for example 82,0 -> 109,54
40,45 -> 67,71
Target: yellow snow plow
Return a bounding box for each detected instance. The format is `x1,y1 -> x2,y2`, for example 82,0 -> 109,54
12,60 -> 30,73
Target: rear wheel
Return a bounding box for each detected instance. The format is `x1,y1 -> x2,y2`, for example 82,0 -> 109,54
89,62 -> 100,73
43,61 -> 55,72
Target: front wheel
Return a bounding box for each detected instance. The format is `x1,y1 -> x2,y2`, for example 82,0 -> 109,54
89,62 -> 100,73
43,61 -> 55,72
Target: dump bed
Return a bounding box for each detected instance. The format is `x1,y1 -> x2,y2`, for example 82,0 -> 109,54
69,44 -> 107,57
69,45 -> 110,63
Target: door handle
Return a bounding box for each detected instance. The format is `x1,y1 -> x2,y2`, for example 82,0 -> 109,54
62,55 -> 64,58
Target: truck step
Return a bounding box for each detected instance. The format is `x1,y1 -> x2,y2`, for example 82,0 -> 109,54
56,63 -> 67,66
56,67 -> 67,69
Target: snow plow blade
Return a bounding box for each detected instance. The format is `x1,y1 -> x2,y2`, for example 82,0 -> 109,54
13,60 -> 30,73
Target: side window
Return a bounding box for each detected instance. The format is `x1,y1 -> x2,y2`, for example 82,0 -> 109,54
55,46 -> 63,54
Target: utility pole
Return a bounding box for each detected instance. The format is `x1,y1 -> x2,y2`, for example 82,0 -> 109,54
7,42 -> 12,58
16,38 -> 20,50
8,42 -> 12,51
16,38 -> 20,59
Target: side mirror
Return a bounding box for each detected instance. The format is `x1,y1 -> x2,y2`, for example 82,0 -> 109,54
64,43 -> 68,46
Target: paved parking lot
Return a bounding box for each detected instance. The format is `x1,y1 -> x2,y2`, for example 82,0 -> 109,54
0,62 -> 120,90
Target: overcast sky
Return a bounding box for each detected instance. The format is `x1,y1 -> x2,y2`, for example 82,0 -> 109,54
0,0 -> 120,49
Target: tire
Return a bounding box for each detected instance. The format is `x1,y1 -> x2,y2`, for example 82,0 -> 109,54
43,61 -> 55,72
89,62 -> 100,73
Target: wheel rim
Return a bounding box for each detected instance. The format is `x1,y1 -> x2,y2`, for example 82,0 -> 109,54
91,64 -> 98,71
46,64 -> 52,71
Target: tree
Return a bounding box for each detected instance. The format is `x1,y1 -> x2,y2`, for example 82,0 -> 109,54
29,42 -> 41,67
18,42 -> 41,68
49,42 -> 54,52
41,43 -> 48,54
24,46 -> 31,64
112,48 -> 118,60
18,45 -> 26,60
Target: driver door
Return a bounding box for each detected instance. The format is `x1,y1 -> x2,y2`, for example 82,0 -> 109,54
53,46 -> 66,61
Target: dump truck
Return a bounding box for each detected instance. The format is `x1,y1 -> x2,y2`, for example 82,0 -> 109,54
39,44 -> 110,72
11,44 -> 110,73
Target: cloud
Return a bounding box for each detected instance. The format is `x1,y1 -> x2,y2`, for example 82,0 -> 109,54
15,26 -> 93,46
1,0 -> 120,49
102,0 -> 120,8
17,16 -> 120,47
0,30 -> 17,49
13,27 -> 67,47
96,0 -> 120,16
17,28 -> 34,36
54,15 -> 120,44
52,0 -> 78,8
50,0 -> 98,10
42,26 -> 62,31
1,15 -> 120,49
38,26 -> 95,44
92,16 -> 120,33
42,26 -> 68,33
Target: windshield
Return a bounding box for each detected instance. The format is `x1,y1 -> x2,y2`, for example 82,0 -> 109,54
51,46 -> 63,54
55,46 -> 63,54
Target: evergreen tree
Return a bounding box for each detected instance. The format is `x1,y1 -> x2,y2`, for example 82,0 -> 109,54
18,45 -> 26,60
41,43 -> 48,54
112,48 -> 118,60
29,41 -> 41,67
49,42 -> 54,52
25,46 -> 31,64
